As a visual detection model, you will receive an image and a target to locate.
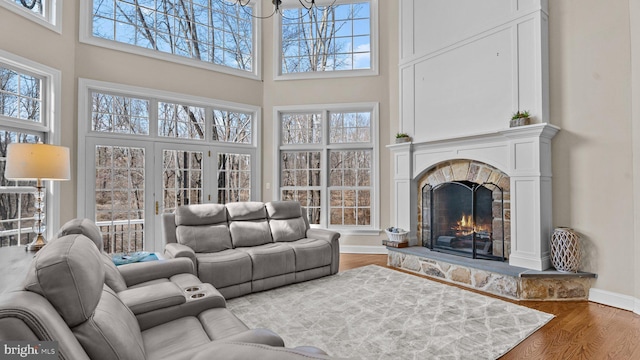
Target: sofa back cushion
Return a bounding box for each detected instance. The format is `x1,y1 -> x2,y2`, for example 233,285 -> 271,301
227,202 -> 272,247
23,235 -> 146,360
266,201 -> 308,242
175,204 -> 232,253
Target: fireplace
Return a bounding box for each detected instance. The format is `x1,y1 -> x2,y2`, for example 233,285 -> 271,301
418,159 -> 509,260
423,180 -> 505,260
388,124 -> 559,271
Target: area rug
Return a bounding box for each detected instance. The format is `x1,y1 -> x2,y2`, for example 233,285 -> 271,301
226,265 -> 553,360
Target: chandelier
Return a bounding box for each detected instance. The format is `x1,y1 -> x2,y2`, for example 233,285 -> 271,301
229,0 -> 338,19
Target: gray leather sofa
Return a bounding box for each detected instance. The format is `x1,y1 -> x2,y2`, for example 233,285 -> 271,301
0,234 -> 335,359
163,201 -> 340,299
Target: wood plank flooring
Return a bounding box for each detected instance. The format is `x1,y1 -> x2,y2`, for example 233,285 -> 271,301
339,254 -> 640,360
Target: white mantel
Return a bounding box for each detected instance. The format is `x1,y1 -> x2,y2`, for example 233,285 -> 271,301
388,123 -> 559,271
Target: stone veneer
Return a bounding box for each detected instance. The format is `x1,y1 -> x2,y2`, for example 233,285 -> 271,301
388,248 -> 595,301
417,159 -> 511,258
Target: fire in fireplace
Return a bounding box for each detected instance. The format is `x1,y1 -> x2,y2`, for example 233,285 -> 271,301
422,180 -> 505,261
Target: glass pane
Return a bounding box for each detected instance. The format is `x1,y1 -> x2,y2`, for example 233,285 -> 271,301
281,113 -> 322,144
0,66 -> 42,123
217,153 -> 251,204
280,2 -> 371,74
158,102 -> 205,139
162,149 -> 203,212
213,109 -> 252,144
94,145 -> 145,253
0,129 -> 41,248
92,0 -> 253,71
91,92 -> 150,135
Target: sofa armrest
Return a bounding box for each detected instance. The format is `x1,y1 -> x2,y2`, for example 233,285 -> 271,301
190,342 -> 335,360
164,242 -> 197,265
306,228 -> 340,274
118,257 -> 195,287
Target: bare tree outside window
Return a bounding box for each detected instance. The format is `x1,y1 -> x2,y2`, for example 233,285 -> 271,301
1,66 -> 42,123
281,1 -> 371,73
0,130 -> 40,247
92,0 -> 253,71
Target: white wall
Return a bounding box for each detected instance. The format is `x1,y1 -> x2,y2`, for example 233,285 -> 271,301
399,0 -> 549,140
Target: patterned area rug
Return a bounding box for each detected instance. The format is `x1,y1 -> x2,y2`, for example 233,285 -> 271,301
226,265 -> 553,359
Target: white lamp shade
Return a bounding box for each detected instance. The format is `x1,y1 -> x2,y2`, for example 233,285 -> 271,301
5,143 -> 71,181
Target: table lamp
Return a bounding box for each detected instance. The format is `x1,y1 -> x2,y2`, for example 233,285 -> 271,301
5,143 -> 70,251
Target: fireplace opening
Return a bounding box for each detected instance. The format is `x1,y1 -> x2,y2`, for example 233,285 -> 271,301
422,180 -> 505,261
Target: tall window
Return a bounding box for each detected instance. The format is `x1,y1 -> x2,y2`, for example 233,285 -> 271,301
84,0 -> 257,77
276,103 -> 378,231
278,0 -> 377,79
0,51 -> 61,247
0,0 -> 62,33
80,79 -> 259,252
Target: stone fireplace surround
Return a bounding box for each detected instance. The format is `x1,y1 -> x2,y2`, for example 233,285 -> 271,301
389,123 -> 560,271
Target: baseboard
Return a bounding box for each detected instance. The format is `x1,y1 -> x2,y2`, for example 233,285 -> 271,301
340,245 -> 388,254
589,288 -> 639,313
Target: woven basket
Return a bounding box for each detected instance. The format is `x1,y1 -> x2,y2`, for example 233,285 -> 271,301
385,229 -> 409,243
550,227 -> 580,273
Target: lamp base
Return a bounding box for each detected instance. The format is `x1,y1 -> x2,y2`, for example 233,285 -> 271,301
26,234 -> 46,252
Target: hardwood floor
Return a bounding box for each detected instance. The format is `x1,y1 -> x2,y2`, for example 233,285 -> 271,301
339,254 -> 640,360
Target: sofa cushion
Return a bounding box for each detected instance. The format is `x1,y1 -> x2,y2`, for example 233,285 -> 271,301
142,316 -> 211,360
175,203 -> 227,226
177,223 -> 232,253
73,286 -> 146,360
229,220 -> 273,247
266,201 -> 307,242
226,201 -> 267,221
23,234 -> 104,328
196,250 -> 252,289
286,239 -> 333,271
238,243 -> 295,280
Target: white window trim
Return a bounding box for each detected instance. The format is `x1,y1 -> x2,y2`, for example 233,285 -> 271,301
273,0 -> 379,81
77,78 -> 262,218
0,0 -> 62,34
78,1 -> 262,80
0,49 -> 63,242
273,102 -> 380,235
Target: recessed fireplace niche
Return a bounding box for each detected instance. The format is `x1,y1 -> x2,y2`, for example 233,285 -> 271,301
417,160 -> 510,261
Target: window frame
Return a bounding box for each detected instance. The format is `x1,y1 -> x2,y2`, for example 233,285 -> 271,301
273,0 -> 378,81
78,78 -> 261,251
0,49 -> 62,245
79,0 -> 262,80
273,102 -> 379,235
0,0 -> 62,33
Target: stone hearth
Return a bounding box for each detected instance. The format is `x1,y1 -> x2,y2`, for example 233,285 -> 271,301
387,247 -> 596,301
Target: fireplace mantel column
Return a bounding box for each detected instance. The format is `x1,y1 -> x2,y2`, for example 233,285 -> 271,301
388,143 -> 418,245
503,124 -> 559,270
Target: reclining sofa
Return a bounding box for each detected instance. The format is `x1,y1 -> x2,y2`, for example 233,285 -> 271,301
163,201 -> 341,299
0,234 -> 335,359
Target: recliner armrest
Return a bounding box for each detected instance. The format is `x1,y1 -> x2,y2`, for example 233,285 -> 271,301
218,328 -> 285,347
118,257 -> 195,287
306,228 -> 340,274
118,282 -> 185,315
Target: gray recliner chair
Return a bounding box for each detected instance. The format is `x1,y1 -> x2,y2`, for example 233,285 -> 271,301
56,218 -> 226,330
1,233 -> 334,359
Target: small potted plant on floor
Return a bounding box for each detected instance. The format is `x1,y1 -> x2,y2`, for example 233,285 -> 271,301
510,110 -> 530,127
395,133 -> 412,143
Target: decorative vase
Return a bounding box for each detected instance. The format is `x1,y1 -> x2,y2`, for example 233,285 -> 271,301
509,117 -> 530,127
550,227 -> 580,272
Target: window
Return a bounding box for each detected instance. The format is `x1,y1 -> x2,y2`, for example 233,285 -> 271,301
0,50 -> 61,247
0,0 -> 62,33
277,0 -> 378,79
79,79 -> 260,252
83,0 -> 258,78
275,103 -> 378,232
